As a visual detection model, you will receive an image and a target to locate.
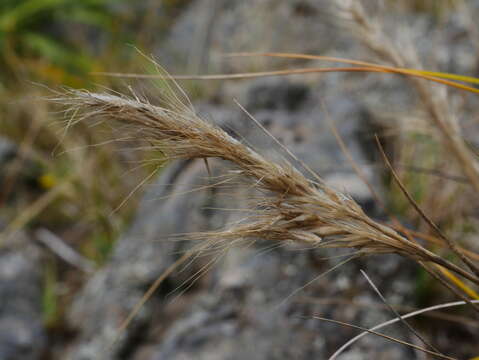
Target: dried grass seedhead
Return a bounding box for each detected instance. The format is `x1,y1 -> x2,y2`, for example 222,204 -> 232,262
57,88 -> 479,289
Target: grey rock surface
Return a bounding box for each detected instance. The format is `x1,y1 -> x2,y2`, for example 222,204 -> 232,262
0,139 -> 46,359
65,76 -> 416,360
66,158 -> 220,359
0,232 -> 46,360
0,137 -> 16,167
148,249 -> 415,360
157,0 -> 337,73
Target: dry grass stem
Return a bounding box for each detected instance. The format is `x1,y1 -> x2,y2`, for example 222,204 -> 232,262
360,269 -> 442,355
376,136 -> 479,278
330,299 -> 479,360
314,316 -> 456,360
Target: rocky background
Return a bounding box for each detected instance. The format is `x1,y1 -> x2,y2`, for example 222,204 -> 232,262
1,1 -> 479,359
